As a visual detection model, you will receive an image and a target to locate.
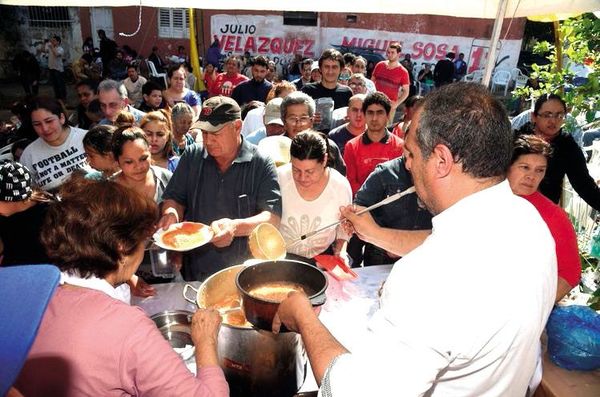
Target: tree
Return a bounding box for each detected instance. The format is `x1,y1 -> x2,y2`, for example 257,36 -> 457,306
515,13 -> 599,132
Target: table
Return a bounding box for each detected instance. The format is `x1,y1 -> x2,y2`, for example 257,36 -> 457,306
534,349 -> 600,397
133,265 -> 392,394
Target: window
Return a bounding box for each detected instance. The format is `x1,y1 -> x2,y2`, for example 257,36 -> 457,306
283,12 -> 318,27
28,6 -> 72,28
158,8 -> 190,39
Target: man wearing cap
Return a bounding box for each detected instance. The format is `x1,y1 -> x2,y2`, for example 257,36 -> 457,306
246,98 -> 285,145
159,96 -> 282,281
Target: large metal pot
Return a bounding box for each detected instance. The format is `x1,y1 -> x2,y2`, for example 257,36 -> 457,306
184,265 -> 307,397
236,260 -> 327,331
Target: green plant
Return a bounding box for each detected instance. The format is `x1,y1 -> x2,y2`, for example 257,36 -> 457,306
514,14 -> 600,132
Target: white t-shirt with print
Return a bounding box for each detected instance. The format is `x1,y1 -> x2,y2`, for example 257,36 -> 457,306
277,164 -> 352,258
20,127 -> 89,192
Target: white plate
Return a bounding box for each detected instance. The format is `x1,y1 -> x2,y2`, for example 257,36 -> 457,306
153,222 -> 214,252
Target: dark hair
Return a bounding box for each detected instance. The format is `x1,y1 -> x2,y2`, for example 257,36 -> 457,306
87,99 -> 102,115
362,92 -> 392,115
534,93 -> 567,115
241,101 -> 264,120
405,95 -> 424,109
319,49 -> 345,69
112,123 -> 148,160
127,63 -> 138,71
10,138 -> 32,159
251,55 -> 269,69
301,58 -> 314,68
76,78 -> 98,93
167,64 -> 186,79
389,42 -> 402,53
446,52 -> 455,59
511,134 -> 553,165
52,35 -> 61,44
142,80 -> 162,96
28,96 -> 70,127
343,53 -> 356,66
81,53 -> 93,64
41,179 -> 158,279
290,129 -> 330,165
83,125 -> 116,154
418,82 -> 512,178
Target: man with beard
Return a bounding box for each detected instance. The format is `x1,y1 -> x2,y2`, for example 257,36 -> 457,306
231,56 -> 273,107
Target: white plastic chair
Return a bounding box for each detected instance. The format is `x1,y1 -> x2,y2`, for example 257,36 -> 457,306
514,74 -> 529,90
147,60 -> 168,89
491,70 -> 511,96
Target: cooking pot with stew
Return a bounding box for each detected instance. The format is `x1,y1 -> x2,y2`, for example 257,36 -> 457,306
236,260 -> 328,331
184,265 -> 307,397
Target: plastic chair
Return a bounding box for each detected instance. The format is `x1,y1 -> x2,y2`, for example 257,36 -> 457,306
514,74 -> 529,90
491,70 -> 511,96
147,60 -> 168,89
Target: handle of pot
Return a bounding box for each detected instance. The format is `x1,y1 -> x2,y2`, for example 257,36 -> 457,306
182,284 -> 199,306
309,291 -> 327,307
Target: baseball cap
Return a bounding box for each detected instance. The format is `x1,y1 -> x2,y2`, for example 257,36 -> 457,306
0,161 -> 33,202
264,98 -> 284,126
0,265 -> 60,395
311,61 -> 320,72
192,96 -> 241,132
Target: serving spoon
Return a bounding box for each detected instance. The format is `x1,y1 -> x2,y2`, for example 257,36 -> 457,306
288,186 -> 417,246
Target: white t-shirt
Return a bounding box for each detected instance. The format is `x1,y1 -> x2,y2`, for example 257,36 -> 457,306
320,181 -> 557,396
277,164 -> 352,258
20,127 -> 89,192
46,43 -> 64,72
123,75 -> 147,107
241,106 -> 265,137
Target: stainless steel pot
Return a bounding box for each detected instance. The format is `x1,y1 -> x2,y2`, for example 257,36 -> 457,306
184,265 -> 307,397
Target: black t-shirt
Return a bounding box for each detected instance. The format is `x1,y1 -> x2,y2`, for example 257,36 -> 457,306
0,202 -> 50,266
301,83 -> 353,109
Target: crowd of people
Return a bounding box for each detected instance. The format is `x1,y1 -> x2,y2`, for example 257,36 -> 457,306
1,36 -> 596,396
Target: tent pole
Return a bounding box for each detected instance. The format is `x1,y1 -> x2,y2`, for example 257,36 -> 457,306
482,0 -> 509,87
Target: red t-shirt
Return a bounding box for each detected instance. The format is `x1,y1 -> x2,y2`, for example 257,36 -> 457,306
343,131 -> 404,195
372,61 -> 410,101
210,73 -> 249,97
522,191 -> 581,287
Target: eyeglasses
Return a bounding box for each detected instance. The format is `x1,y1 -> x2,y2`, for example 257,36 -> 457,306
349,82 -> 365,87
285,116 -> 313,125
537,112 -> 565,120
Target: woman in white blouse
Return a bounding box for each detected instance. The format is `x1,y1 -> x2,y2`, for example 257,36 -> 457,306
277,130 -> 352,264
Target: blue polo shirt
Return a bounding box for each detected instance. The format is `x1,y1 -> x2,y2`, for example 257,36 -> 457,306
162,137 -> 282,280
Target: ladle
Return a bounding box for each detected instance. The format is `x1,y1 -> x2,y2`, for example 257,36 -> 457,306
288,186 -> 417,245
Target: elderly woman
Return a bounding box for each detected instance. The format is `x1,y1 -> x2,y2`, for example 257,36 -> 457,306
277,130 -> 352,264
516,94 -> 600,210
163,64 -> 201,117
140,110 -> 180,172
508,135 -> 581,301
0,161 -> 54,266
14,179 -> 229,396
171,102 -> 199,154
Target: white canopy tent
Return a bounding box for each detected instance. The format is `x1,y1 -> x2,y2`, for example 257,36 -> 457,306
1,0 -> 599,85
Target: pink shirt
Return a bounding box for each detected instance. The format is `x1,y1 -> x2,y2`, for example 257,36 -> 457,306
16,287 -> 229,397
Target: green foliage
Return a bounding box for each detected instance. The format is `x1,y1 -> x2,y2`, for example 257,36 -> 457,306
514,14 -> 600,132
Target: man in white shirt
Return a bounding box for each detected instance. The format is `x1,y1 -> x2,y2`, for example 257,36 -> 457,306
122,64 -> 147,108
273,82 -> 557,396
46,35 -> 66,101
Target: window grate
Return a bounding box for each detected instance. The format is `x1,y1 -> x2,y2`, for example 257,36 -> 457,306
28,6 -> 72,28
283,11 -> 318,26
158,8 -> 190,39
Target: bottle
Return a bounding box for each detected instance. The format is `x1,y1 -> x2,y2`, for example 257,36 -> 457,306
315,97 -> 334,131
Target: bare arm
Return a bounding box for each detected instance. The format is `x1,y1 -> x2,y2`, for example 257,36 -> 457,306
397,83 -> 410,105
233,210 -> 280,237
211,211 -> 280,248
157,199 -> 186,229
556,277 -> 574,303
340,205 -> 430,257
273,293 -> 349,385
